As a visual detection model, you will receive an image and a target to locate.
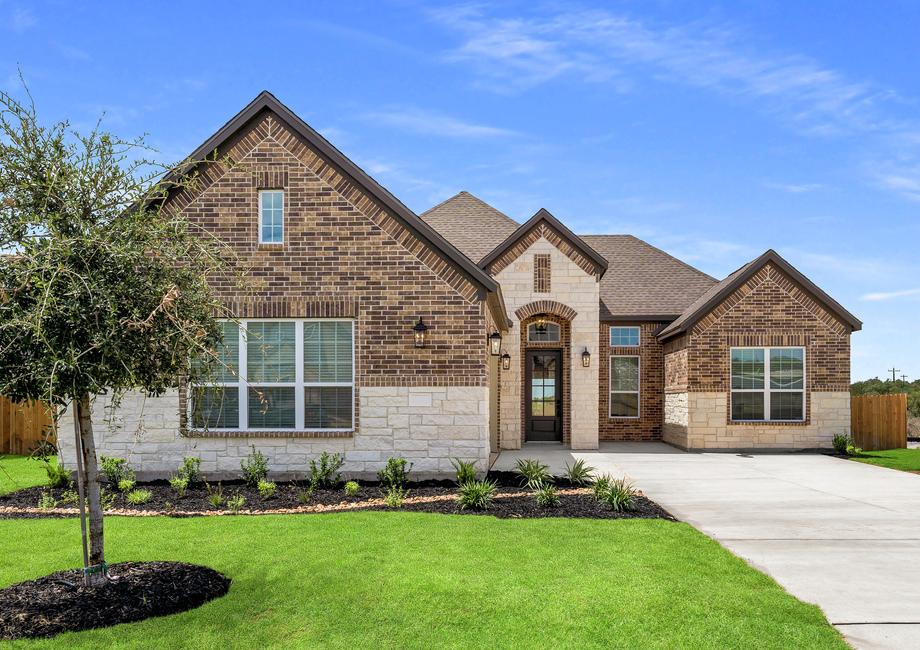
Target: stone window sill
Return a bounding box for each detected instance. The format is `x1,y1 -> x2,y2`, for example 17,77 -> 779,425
183,429 -> 354,439
727,420 -> 810,427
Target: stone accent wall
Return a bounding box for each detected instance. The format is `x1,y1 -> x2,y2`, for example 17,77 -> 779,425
664,391 -> 849,449
662,392 -> 688,447
598,322 -> 665,441
57,386 -> 489,479
496,237 -> 599,449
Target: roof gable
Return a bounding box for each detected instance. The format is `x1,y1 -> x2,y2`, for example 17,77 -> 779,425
658,249 -> 862,339
160,92 -> 501,300
421,191 -> 519,263
480,208 -> 609,278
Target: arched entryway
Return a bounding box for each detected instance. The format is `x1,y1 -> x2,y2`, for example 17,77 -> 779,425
519,310 -> 573,445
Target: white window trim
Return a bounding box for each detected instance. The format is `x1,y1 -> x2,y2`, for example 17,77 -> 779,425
729,346 -> 806,423
190,318 -> 355,433
609,355 -> 640,419
258,189 -> 284,244
609,326 -> 640,347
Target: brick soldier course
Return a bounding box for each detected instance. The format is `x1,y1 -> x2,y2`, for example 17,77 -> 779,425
57,92 -> 862,479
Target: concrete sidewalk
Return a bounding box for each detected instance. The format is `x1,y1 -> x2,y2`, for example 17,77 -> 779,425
494,443 -> 920,649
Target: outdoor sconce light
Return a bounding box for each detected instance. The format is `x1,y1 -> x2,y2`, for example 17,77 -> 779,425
501,351 -> 511,371
413,317 -> 428,348
535,316 -> 547,331
582,347 -> 591,368
488,331 -> 502,356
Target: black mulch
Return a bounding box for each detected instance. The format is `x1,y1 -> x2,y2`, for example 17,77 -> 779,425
0,561 -> 230,640
0,478 -> 674,521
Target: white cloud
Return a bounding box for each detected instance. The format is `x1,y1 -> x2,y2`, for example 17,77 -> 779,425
873,165 -> 920,202
763,181 -> 824,194
10,6 -> 35,32
363,107 -> 519,139
861,288 -> 920,301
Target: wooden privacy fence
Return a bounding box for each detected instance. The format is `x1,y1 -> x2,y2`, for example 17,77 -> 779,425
851,393 -> 908,451
0,397 -> 54,455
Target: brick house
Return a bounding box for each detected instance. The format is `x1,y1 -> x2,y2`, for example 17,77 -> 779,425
58,92 -> 862,478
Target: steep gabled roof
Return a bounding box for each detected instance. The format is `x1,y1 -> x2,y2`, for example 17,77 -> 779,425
161,91 -> 502,300
580,235 -> 718,320
421,192 -> 520,263
658,249 -> 862,339
479,208 -> 609,277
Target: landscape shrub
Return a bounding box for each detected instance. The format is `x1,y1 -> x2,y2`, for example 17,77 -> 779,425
100,456 -> 134,486
832,433 -> 849,454
169,475 -> 189,498
563,459 -> 594,485
515,458 -> 552,488
344,480 -> 360,497
846,443 -> 863,457
309,451 -> 344,489
100,488 -> 117,511
457,479 -> 497,510
44,459 -> 71,488
241,446 -> 269,487
297,488 -> 314,504
178,457 -> 201,484
378,457 -> 412,491
126,489 -> 152,506
450,458 -> 477,485
257,479 -> 277,500
59,489 -> 79,506
117,478 -> 136,493
592,474 -> 612,501
604,477 -> 638,512
37,491 -> 56,510
226,492 -> 246,513
205,482 -> 224,508
383,485 -> 408,508
534,483 -> 560,508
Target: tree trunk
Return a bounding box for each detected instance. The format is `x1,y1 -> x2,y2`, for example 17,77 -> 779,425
75,393 -> 107,586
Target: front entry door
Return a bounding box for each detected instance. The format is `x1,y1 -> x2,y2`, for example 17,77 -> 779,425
525,350 -> 562,442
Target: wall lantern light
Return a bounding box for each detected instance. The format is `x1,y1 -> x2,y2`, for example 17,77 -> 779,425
582,347 -> 591,368
501,351 -> 511,371
488,332 -> 502,356
413,317 -> 429,348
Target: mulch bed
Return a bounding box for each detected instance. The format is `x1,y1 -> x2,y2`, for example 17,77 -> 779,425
0,478 -> 674,521
0,561 -> 230,640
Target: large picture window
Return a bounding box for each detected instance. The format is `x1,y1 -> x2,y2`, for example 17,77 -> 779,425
609,355 -> 640,418
190,319 -> 354,431
730,347 -> 805,422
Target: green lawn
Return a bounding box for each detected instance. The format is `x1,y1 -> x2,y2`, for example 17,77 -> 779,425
851,448 -> 920,473
0,514 -> 845,649
0,455 -> 50,496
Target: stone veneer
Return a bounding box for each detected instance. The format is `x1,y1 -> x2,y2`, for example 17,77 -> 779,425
494,237 -> 599,449
57,386 -> 489,480
663,391 -> 849,449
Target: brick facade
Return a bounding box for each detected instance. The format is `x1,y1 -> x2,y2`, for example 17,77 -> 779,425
598,322 -> 665,441
663,262 -> 853,449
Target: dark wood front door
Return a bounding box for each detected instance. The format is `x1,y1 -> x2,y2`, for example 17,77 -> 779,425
525,350 -> 562,442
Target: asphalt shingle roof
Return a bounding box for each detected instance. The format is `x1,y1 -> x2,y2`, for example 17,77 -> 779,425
421,192 -> 520,264
422,192 -> 718,320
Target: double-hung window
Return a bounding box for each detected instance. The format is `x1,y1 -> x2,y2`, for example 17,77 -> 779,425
730,347 -> 805,421
610,326 -> 640,347
609,356 -> 640,417
190,319 -> 354,431
259,190 -> 284,244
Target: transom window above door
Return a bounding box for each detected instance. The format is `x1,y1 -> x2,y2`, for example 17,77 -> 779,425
527,321 -> 561,343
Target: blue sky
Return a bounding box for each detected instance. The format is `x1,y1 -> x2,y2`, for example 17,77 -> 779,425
2,1 -> 918,381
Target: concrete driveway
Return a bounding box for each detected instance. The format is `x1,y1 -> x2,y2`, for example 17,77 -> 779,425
494,443 -> 920,650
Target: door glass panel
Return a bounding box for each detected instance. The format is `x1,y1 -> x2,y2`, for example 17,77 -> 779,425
531,354 -> 557,417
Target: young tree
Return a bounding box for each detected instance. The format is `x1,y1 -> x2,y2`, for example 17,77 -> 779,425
0,88 -> 241,584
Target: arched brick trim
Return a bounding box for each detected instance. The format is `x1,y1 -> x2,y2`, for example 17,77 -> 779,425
515,300 -> 577,322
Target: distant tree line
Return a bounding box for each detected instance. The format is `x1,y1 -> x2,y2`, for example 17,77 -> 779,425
850,377 -> 920,418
